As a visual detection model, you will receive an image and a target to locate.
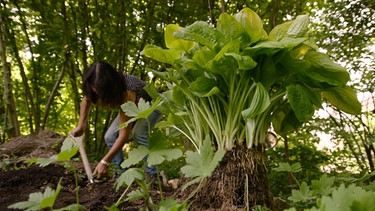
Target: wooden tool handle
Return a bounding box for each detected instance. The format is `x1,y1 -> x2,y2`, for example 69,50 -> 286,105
69,133 -> 94,183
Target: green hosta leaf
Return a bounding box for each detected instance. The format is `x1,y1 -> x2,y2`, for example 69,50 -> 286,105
258,56 -> 282,88
234,8 -> 268,44
288,182 -> 313,202
217,12 -> 246,44
181,137 -> 225,190
304,51 -> 350,87
115,168 -> 145,191
142,45 -> 182,64
322,86 -> 362,115
269,20 -> 293,41
273,162 -> 302,173
310,174 -> 335,196
272,107 -> 303,136
225,53 -> 257,70
285,15 -> 310,38
242,82 -> 270,119
188,76 -> 220,97
8,179 -> 62,210
245,37 -> 307,56
192,47 -> 216,68
173,21 -> 218,49
120,98 -> 163,128
165,24 -> 196,52
144,82 -> 161,101
287,83 -> 315,122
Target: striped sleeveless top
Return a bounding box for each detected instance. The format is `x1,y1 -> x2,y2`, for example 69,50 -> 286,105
124,74 -> 152,103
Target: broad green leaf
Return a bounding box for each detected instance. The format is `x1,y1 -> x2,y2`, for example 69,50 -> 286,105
217,12 -> 246,44
273,162 -> 302,173
304,51 -> 350,87
225,53 -> 257,70
147,148 -> 183,166
120,98 -> 163,128
192,47 -> 216,68
322,86 -> 362,115
115,168 -> 145,191
8,180 -> 62,210
242,82 -> 270,119
147,130 -> 183,166
57,137 -> 79,161
285,15 -> 310,38
144,82 -> 161,101
311,174 -> 335,196
28,138 -> 79,167
319,184 -> 360,211
172,86 -> 186,106
173,21 -> 218,49
158,198 -> 186,211
234,8 -> 268,44
287,83 -> 315,122
121,146 -> 149,168
245,37 -> 307,56
165,24 -> 195,52
288,182 -> 313,202
181,137 -> 225,190
258,55 -> 282,88
269,20 -> 293,41
272,107 -> 303,136
142,45 -> 182,64
188,76 -> 220,97
125,189 -> 144,202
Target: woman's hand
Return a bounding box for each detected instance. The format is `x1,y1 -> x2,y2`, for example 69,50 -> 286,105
93,162 -> 109,179
70,126 -> 84,137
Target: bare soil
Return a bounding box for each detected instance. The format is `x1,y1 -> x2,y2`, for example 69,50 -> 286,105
0,130 -> 288,211
0,130 -> 178,211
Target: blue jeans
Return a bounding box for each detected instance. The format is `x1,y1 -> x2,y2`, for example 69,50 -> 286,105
104,110 -> 162,174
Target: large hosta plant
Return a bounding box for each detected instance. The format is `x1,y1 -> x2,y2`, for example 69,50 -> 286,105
143,8 -> 361,152
142,7 -> 361,208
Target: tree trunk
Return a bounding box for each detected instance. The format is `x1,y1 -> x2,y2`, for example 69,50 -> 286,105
0,12 -> 20,138
191,146 -> 274,210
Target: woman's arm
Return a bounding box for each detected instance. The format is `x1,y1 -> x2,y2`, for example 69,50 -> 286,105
71,96 -> 92,137
94,91 -> 136,178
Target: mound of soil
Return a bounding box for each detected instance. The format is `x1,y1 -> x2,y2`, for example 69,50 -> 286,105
0,130 -> 178,211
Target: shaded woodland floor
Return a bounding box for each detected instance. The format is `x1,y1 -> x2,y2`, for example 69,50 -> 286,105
0,130 -> 178,210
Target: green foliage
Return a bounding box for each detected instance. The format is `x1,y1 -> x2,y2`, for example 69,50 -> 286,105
121,131 -> 183,169
306,184 -> 375,211
181,137 -> 225,190
9,190 -> 86,211
274,162 -> 302,173
28,137 -> 79,167
115,168 -> 145,191
143,7 -> 361,153
8,179 -> 63,211
288,182 -> 313,203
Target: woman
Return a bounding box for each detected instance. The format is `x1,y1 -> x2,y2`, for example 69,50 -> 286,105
71,61 -> 161,180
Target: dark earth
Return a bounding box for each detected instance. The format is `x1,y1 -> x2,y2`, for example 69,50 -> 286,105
0,130 -> 289,211
0,130 -> 182,211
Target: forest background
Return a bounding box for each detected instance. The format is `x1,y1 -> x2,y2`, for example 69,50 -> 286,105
1,0 -> 375,201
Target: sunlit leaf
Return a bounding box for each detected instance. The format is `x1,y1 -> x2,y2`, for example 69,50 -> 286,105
165,24 -> 196,52
322,86 -> 362,115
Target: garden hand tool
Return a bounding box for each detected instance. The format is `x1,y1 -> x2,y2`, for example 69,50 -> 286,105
69,133 -> 94,183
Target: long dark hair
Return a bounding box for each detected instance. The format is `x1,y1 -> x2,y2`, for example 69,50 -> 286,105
83,61 -> 127,108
